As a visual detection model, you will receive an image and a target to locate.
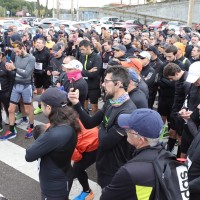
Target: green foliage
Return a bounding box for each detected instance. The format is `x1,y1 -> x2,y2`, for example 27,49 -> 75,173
0,0 -> 50,17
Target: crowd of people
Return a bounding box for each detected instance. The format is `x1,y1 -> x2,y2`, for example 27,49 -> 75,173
0,21 -> 200,199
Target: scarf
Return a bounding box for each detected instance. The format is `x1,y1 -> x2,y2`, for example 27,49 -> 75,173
66,70 -> 82,83
109,93 -> 130,107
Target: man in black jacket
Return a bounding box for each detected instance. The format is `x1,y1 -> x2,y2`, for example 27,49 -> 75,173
163,63 -> 191,156
147,45 -> 163,108
189,46 -> 200,63
48,42 -> 66,85
101,108 -> 164,200
79,40 -> 102,113
138,51 -> 156,108
68,66 -> 136,188
33,38 -> 51,115
122,33 -> 135,57
178,61 -> 200,158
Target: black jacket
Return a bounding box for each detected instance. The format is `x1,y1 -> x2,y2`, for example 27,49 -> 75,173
57,72 -> 88,107
172,71 -> 191,113
79,51 -> 102,90
178,56 -> 191,71
101,145 -> 163,200
49,54 -> 65,73
25,125 -> 77,197
129,87 -> 148,108
187,132 -> 200,200
138,78 -> 149,99
32,47 -> 50,74
0,61 -> 15,94
141,64 -> 156,89
73,98 -> 136,187
125,43 -> 135,57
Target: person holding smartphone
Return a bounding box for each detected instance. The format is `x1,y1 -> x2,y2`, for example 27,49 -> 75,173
57,57 -> 88,108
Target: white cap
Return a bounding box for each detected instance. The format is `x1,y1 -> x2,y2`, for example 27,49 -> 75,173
186,61 -> 200,83
139,51 -> 151,60
62,60 -> 83,71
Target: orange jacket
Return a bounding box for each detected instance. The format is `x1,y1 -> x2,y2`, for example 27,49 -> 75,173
71,121 -> 99,162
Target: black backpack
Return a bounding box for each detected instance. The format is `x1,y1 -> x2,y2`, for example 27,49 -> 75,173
134,147 -> 190,200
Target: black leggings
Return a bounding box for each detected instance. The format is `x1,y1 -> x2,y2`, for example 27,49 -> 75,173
0,92 -> 10,124
68,150 -> 97,192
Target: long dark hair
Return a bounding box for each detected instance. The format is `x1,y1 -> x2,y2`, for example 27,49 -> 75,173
47,104 -> 80,133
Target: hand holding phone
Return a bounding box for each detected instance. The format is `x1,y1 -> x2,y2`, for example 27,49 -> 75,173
71,78 -> 76,92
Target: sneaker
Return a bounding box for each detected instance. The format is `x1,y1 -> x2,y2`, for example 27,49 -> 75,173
34,107 -> 42,115
25,128 -> 33,139
0,125 -> 3,132
73,191 -> 94,200
0,130 -> 17,140
26,123 -> 30,130
16,118 -> 29,126
15,112 -> 22,120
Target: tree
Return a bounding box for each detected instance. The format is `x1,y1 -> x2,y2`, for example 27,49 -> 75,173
37,0 -> 41,17
44,0 -> 48,17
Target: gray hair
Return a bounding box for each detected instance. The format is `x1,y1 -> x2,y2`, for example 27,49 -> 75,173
145,137 -> 160,147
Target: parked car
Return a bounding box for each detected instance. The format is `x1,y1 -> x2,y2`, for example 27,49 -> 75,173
32,18 -> 41,27
37,18 -> 59,27
148,21 -> 168,29
87,19 -> 101,27
99,16 -> 119,23
0,19 -> 30,31
124,20 -> 143,30
18,17 -> 36,26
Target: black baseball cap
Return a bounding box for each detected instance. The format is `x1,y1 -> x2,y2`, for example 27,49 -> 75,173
147,45 -> 159,56
34,87 -> 67,107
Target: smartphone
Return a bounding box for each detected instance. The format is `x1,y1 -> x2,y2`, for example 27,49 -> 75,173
6,55 -> 11,63
71,78 -> 76,92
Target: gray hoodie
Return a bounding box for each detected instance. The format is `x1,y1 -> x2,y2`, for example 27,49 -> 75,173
15,53 -> 35,85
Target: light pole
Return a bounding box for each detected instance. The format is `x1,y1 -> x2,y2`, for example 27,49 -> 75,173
76,0 -> 79,21
187,0 -> 195,26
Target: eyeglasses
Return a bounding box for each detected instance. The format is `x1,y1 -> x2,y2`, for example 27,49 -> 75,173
104,79 -> 118,83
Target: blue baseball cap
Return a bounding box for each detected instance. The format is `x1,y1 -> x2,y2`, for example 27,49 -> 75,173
128,68 -> 139,83
118,108 -> 164,138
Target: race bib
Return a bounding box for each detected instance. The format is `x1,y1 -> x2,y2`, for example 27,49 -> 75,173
103,63 -> 108,69
35,62 -> 43,70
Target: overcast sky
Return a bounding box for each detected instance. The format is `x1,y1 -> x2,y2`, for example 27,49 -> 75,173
26,0 -> 132,8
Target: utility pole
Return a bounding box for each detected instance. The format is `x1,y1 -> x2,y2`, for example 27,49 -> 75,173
56,0 -> 60,19
187,0 -> 195,26
71,0 -> 74,21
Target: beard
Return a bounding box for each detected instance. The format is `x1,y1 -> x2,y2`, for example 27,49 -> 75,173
105,92 -> 114,100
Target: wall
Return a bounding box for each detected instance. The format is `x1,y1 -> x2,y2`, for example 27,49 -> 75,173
79,0 -> 200,24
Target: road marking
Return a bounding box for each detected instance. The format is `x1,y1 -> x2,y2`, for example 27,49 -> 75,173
1,111 -> 102,199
